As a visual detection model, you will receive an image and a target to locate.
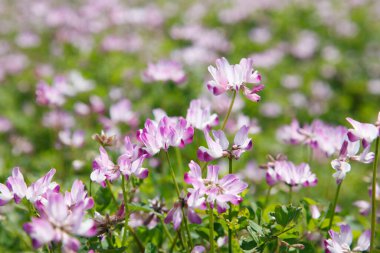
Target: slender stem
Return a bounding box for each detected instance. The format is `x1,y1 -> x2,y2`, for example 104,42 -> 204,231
209,203 -> 215,253
221,90 -> 237,130
175,148 -> 184,178
128,226 -> 145,253
106,180 -> 118,205
170,230 -> 180,253
182,208 -> 194,249
160,218 -> 174,244
288,185 -> 293,204
228,158 -> 233,253
165,151 -> 181,198
328,182 -> 342,230
165,150 -> 192,251
264,186 -> 272,208
370,136 -> 379,252
121,176 -> 130,246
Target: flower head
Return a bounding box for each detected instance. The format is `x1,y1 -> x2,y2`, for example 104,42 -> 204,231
324,224 -> 370,253
186,99 -> 219,130
185,161 -> 248,213
24,192 -> 96,252
143,60 -> 186,84
207,57 -> 263,102
197,125 -> 252,161
266,160 -> 317,187
346,117 -> 378,148
137,116 -> 194,156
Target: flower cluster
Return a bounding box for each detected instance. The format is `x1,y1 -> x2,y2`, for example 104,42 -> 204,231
207,58 -> 264,102
184,161 -> 248,213
197,125 -> 252,161
137,115 -> 194,156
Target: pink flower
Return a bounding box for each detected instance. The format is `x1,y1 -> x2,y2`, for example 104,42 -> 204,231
58,129 -> 85,148
24,192 -> 96,252
331,137 -> 375,184
346,117 -> 378,148
186,99 -> 219,130
184,161 -> 248,213
91,147 -> 119,187
143,60 -> 187,84
276,119 -> 305,145
137,116 -> 194,156
1,168 -> 59,205
109,99 -> 138,126
197,125 -> 252,161
207,57 -> 263,102
36,80 -> 66,107
64,180 -> 94,210
164,190 -> 203,230
324,224 -> 370,253
266,160 -> 317,187
117,137 -> 149,180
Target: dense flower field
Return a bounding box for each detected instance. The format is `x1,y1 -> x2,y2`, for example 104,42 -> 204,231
0,0 -> 380,252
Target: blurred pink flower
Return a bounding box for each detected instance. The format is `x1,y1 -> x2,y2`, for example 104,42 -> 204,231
143,60 -> 186,85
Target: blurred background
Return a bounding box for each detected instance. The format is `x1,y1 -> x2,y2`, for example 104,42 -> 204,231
0,0 -> 379,251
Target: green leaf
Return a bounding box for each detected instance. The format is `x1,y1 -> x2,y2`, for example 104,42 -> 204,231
94,187 -> 112,211
144,243 -> 158,253
269,205 -> 302,228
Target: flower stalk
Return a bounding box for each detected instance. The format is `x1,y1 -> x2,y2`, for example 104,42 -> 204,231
328,181 -> 342,230
370,136 -> 379,252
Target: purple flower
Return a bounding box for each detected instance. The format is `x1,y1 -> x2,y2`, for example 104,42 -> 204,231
276,119 -> 305,145
331,137 -> 375,184
192,245 -> 206,253
24,192 -> 96,252
117,136 -> 149,180
91,147 -> 119,187
266,160 -> 317,187
1,168 -> 58,205
197,125 -> 252,161
109,99 -> 138,127
324,224 -> 370,253
64,180 -> 94,210
58,129 -> 85,148
143,60 -> 187,85
164,190 -> 203,230
137,116 -> 194,156
184,161 -> 248,213
346,117 -> 378,148
206,57 -> 263,102
186,99 -> 219,130
36,80 -> 66,107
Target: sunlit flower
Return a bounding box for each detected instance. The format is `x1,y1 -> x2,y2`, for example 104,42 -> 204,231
197,125 -> 252,161
324,224 -> 370,253
137,116 -> 194,156
186,99 -> 219,130
185,161 -> 248,213
266,160 -> 317,187
207,57 -> 263,102
346,117 -> 378,148
24,192 -> 96,252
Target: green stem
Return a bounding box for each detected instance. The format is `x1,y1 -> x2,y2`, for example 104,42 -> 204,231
165,150 -> 192,251
175,148 -> 184,178
128,226 -> 145,253
328,182 -> 342,230
160,218 -> 174,244
121,176 -> 130,246
288,185 -> 293,204
228,158 -> 233,253
264,186 -> 272,208
170,230 -> 180,253
209,204 -> 215,253
370,136 -> 379,252
165,151 -> 181,198
221,90 -> 237,130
